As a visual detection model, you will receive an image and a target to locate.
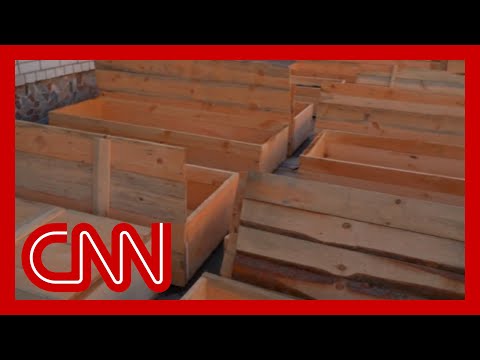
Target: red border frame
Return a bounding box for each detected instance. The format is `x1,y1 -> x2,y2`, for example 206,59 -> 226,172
1,45 -> 476,315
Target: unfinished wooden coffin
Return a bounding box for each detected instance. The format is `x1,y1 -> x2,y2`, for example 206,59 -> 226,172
290,60 -> 465,94
48,61 -> 314,170
222,172 -> 464,300
15,120 -> 239,286
289,61 -> 465,146
295,80 -> 464,146
299,130 -> 464,206
15,197 -> 158,300
181,273 -> 296,300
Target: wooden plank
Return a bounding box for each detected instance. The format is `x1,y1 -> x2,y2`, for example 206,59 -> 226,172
315,81 -> 464,107
110,137 -> 185,182
232,252 -> 419,300
320,93 -> 463,117
185,170 -> 238,279
289,103 -> 315,154
109,169 -> 186,224
298,159 -> 464,206
97,92 -> 291,124
316,102 -> 464,135
16,151 -> 94,209
258,126 -> 290,172
185,164 -> 234,213
244,172 -> 464,241
95,60 -> 290,90
236,226 -> 464,299
181,273 -> 296,300
241,199 -> 464,273
93,138 -> 111,216
15,119 -> 94,163
95,69 -> 290,113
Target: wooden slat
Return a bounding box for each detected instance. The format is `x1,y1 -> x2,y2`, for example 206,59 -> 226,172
16,151 -> 94,208
232,252 -> 420,300
15,119 -> 94,163
244,172 -> 464,241
241,199 -> 464,272
236,226 -> 464,299
93,138 -> 111,216
185,171 -> 238,278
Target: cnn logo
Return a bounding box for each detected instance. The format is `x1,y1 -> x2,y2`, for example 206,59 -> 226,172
21,222 -> 171,293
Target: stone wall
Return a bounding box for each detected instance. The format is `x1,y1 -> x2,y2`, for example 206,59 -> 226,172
15,60 -> 99,123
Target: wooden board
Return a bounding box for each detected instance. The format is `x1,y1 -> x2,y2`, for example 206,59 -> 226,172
234,226 -> 464,300
291,61 -> 465,94
49,96 -> 289,173
15,197 -> 155,300
181,273 -> 296,300
299,130 -> 464,205
244,172 -> 464,241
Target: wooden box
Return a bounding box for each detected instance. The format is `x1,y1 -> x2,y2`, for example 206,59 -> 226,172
49,61 -> 314,170
289,61 -> 465,146
222,172 -> 464,300
299,130 -> 464,206
181,273 -> 296,300
15,120 -> 239,286
15,197 -> 158,300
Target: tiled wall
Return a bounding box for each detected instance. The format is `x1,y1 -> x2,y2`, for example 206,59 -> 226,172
15,60 -> 96,86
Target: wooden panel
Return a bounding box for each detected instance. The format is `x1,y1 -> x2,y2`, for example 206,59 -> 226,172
244,172 -> 464,241
299,131 -> 464,205
95,60 -> 290,90
185,170 -> 238,278
316,81 -> 464,107
93,138 -> 111,216
236,226 -> 464,299
110,137 -> 185,182
95,69 -> 290,113
298,159 -> 464,206
290,103 -> 315,154
53,97 -> 282,142
49,109 -> 265,172
258,126 -> 290,172
241,199 -> 464,273
15,119 -> 94,163
232,252 -> 421,300
110,169 -> 186,224
16,151 -> 94,210
181,273 -> 296,300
